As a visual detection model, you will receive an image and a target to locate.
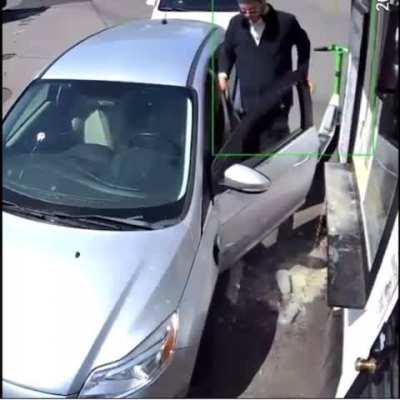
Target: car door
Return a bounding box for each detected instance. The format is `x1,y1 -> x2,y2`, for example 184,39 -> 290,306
211,73 -> 319,271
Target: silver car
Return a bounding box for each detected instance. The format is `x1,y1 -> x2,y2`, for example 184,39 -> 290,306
2,19 -> 319,398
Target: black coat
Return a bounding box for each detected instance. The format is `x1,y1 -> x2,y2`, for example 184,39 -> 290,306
219,4 -> 310,112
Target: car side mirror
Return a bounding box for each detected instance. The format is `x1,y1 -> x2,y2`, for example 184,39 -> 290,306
377,6 -> 399,99
222,164 -> 271,193
146,0 -> 156,6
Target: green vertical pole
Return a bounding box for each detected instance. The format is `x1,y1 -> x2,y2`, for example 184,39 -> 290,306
333,46 -> 349,96
333,50 -> 342,95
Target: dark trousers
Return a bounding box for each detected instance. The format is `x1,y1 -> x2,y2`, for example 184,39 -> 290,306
242,106 -> 290,153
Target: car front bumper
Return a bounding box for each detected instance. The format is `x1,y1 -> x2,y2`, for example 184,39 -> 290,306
2,347 -> 198,398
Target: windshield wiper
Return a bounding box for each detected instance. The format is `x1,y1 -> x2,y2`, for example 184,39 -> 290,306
159,6 -> 186,11
3,200 -> 46,218
66,215 -> 162,231
2,201 -> 171,230
61,214 -> 178,230
2,200 -> 105,228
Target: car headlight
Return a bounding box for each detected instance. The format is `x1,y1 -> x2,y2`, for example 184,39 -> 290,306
78,313 -> 179,398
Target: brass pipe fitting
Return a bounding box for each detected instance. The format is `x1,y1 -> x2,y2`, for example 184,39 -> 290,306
355,357 -> 378,374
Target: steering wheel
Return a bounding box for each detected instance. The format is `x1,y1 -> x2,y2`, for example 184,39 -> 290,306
128,132 -> 181,157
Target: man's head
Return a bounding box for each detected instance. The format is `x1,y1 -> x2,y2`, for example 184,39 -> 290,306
237,0 -> 267,23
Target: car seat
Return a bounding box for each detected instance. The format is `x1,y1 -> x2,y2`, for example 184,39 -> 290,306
83,108 -> 114,150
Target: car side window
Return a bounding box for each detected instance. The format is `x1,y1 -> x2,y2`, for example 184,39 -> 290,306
241,79 -> 304,155
204,65 -> 225,154
202,68 -> 221,225
202,55 -> 241,223
211,75 -> 312,182
228,65 -> 243,115
6,82 -> 52,140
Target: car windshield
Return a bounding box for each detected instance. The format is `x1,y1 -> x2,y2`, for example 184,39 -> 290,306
2,80 -> 195,223
159,0 -> 239,12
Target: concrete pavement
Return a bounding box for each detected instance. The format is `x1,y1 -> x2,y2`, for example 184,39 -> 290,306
276,0 -> 350,127
188,197 -> 342,398
2,0 -> 151,114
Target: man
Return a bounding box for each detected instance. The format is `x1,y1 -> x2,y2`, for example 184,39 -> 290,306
218,0 -> 311,150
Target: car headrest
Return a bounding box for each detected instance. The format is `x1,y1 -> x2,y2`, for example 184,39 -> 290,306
83,109 -> 114,150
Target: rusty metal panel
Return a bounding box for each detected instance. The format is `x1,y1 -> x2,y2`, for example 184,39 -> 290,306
325,162 -> 367,308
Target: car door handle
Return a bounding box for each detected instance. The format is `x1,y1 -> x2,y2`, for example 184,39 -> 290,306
293,155 -> 311,167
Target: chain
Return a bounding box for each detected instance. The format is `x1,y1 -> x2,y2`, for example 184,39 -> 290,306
312,211 -> 326,250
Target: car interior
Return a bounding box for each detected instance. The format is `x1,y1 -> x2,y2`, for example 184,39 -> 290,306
3,81 -> 190,202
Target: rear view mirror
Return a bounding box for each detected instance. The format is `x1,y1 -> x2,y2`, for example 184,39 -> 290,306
377,5 -> 399,98
222,164 -> 271,193
146,0 -> 156,6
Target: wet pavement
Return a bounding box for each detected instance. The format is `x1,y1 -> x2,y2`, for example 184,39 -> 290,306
189,210 -> 342,398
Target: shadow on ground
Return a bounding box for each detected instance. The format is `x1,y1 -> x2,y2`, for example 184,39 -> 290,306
2,7 -> 48,23
189,271 -> 279,398
189,215 -> 330,398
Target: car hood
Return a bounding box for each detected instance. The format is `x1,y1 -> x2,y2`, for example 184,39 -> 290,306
151,11 -> 236,29
3,212 -> 196,396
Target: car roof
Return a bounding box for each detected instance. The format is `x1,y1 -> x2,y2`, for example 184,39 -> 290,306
41,19 -> 220,87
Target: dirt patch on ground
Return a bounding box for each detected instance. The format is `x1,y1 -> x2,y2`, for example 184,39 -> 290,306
190,213 -> 341,398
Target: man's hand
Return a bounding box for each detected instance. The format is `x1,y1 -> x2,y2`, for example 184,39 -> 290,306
218,75 -> 229,93
307,79 -> 315,94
